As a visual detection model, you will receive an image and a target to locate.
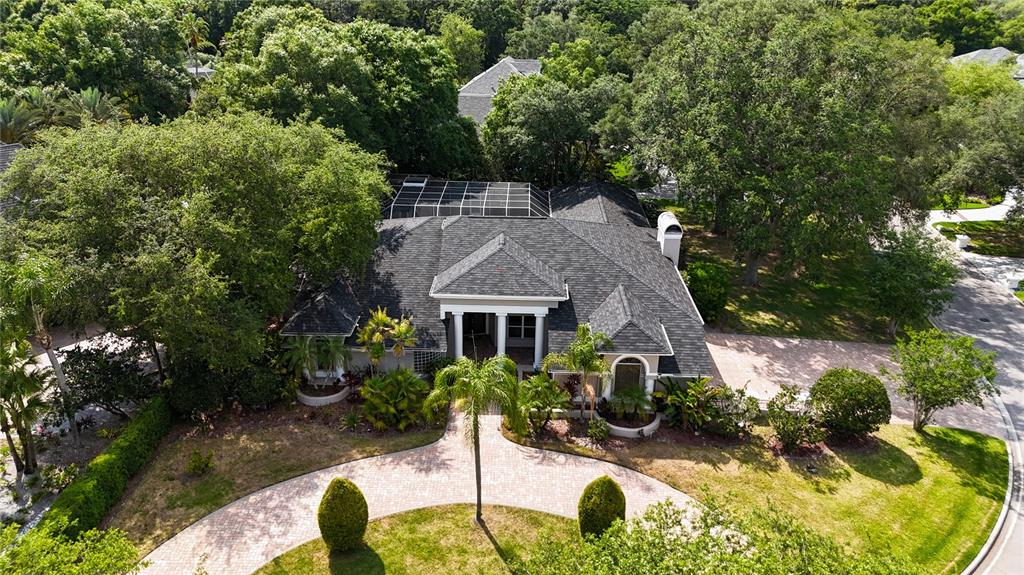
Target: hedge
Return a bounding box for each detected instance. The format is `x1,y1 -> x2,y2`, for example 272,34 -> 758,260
578,475 -> 625,538
317,477 -> 368,551
44,396 -> 173,538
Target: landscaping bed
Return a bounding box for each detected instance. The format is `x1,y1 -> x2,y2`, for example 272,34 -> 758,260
105,401 -> 444,555
508,422 -> 1007,575
935,220 -> 1024,258
253,504 -> 574,575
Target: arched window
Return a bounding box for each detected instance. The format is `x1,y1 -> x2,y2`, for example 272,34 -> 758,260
613,357 -> 645,393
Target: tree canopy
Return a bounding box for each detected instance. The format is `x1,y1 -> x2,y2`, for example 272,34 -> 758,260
0,112 -> 388,390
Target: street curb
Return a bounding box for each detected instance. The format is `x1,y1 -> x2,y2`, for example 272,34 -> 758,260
959,392 -> 1018,575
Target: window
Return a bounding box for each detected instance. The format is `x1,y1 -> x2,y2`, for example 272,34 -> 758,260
507,315 -> 536,339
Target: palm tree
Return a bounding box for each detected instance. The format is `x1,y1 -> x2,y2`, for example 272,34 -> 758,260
0,253 -> 80,446
281,335 -> 317,380
425,355 -> 523,523
356,307 -> 393,376
389,314 -> 416,359
179,13 -> 214,78
315,336 -> 351,378
20,86 -> 62,129
542,324 -> 612,419
60,88 -> 129,128
0,334 -> 48,475
0,97 -> 41,144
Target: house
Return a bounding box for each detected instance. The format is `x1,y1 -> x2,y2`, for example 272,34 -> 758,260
283,177 -> 713,399
0,143 -> 23,215
949,46 -> 1024,83
458,57 -> 541,125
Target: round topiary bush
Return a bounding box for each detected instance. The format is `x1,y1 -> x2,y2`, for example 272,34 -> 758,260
578,475 -> 626,538
810,368 -> 891,440
317,478 -> 368,552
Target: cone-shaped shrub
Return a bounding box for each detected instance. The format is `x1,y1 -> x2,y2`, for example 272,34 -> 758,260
578,475 -> 626,538
317,478 -> 368,552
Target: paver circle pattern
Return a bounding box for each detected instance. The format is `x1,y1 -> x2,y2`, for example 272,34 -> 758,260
140,412 -> 695,575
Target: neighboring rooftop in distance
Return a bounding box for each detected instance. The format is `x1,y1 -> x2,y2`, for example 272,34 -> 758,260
458,56 -> 542,124
950,46 -> 1024,81
385,175 -> 550,219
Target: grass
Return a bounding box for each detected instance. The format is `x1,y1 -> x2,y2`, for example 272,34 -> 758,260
511,423 -> 1006,575
683,226 -> 923,342
934,220 -> 1024,258
931,194 -> 1003,211
253,505 -> 575,575
105,403 -> 444,555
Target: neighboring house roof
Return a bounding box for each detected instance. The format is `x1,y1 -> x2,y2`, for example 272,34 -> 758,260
285,181 -> 712,376
458,56 -> 542,124
0,143 -> 23,215
590,285 -> 673,355
186,62 -> 215,80
949,46 -> 1024,81
549,182 -> 650,227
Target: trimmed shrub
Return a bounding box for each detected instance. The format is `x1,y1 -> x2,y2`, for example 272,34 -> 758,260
704,386 -> 761,439
578,475 -> 626,538
767,385 -> 824,453
45,396 -> 173,537
317,477 -> 368,552
186,449 -> 215,476
810,368 -> 891,439
587,418 -> 610,442
683,262 -> 731,323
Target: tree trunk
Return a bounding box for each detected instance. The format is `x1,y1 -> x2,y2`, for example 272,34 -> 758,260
14,422 -> 35,475
44,344 -> 81,447
743,252 -> 760,287
1,415 -> 23,473
473,416 -> 482,523
712,192 -> 729,235
149,339 -> 166,383
886,318 -> 899,339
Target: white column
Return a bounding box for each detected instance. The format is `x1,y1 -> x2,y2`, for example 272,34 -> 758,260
495,313 -> 507,357
453,312 -> 464,358
644,374 -> 656,398
533,314 -> 545,369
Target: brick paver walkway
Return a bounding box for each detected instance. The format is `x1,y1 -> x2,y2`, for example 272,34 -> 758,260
141,413 -> 695,575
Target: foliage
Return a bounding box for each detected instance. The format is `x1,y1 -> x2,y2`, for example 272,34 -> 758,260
45,397 -> 173,537
916,0 -> 1000,55
810,368 -> 891,440
482,73 -> 627,187
61,347 -> 155,419
518,500 -> 921,575
520,374 -> 570,436
185,449 -> 215,477
201,11 -> 481,176
632,0 -> 948,285
577,475 -> 625,538
426,355 -> 522,520
542,324 -> 612,417
0,332 -> 46,474
0,516 -> 142,575
439,13 -> 485,83
767,384 -> 824,453
1,112 -> 389,394
236,365 -> 290,410
317,477 -> 368,552
703,385 -> 760,439
682,261 -> 731,323
0,0 -> 190,120
663,376 -> 718,432
887,329 -> 997,432
608,386 -> 651,420
360,368 -> 431,432
587,417 -> 610,442
867,229 -> 961,338
41,463 -> 79,492
356,307 -> 418,376
420,356 -> 456,382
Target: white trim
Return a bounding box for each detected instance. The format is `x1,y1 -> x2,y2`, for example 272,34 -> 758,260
441,303 -> 555,316
430,284 -> 569,302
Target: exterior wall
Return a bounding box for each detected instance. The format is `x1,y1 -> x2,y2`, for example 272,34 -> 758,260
348,350 -> 415,372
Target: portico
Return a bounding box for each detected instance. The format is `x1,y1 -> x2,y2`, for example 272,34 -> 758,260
446,306 -> 552,368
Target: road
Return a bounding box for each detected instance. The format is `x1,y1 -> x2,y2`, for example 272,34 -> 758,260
932,260 -> 1024,575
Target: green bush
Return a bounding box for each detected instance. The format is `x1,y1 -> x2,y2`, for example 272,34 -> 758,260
587,418 -> 610,442
810,368 -> 891,440
45,397 -> 173,537
165,360 -> 230,417
767,385 -> 824,453
683,262 -> 731,323
185,449 -> 215,477
704,386 -> 761,439
317,477 -> 368,552
236,365 -> 289,410
361,368 -> 430,431
578,475 -> 626,538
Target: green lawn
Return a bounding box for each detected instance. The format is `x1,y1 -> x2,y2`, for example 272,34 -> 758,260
930,194 -> 1002,210
511,423 -> 1006,575
106,403 -> 443,555
935,221 -> 1024,258
253,505 -> 575,575
683,226 -> 920,342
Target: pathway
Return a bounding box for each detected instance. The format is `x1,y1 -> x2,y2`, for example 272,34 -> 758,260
927,193 -> 1018,227
140,413 -> 695,575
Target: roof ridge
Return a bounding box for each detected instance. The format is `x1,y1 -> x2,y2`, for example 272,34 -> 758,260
554,219 -> 697,319
432,233 -> 507,291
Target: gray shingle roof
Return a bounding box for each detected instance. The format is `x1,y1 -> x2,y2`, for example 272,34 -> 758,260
590,285 -> 672,355
550,182 -> 649,227
458,57 -> 541,124
431,232 -> 565,298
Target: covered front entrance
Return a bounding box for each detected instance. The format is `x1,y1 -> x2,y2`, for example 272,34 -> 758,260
449,310 -> 548,368
613,357 -> 645,393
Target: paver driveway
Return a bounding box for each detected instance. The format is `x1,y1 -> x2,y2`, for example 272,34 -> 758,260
140,412 -> 695,575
